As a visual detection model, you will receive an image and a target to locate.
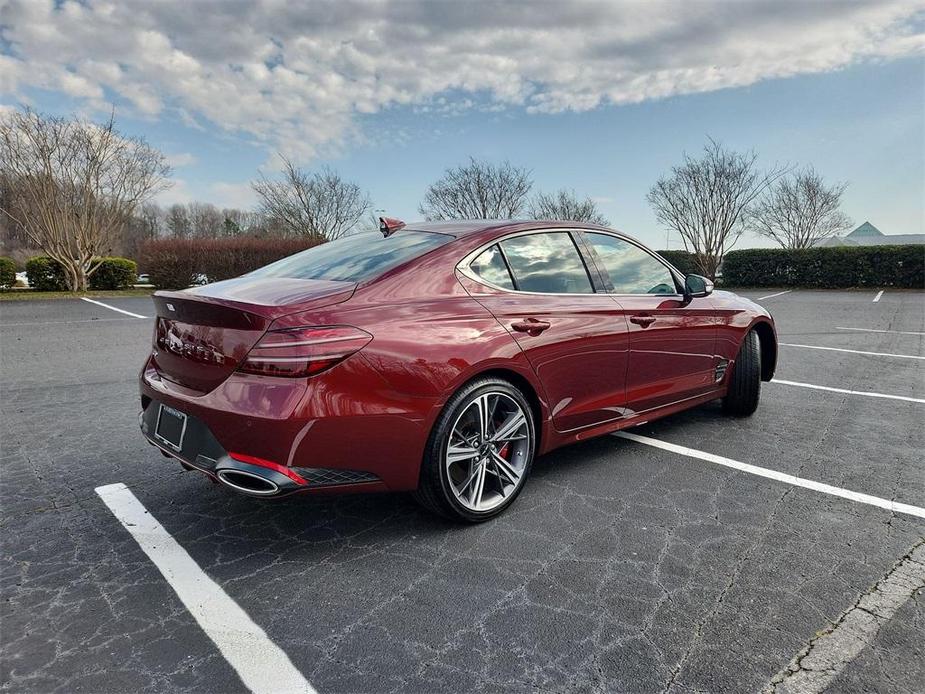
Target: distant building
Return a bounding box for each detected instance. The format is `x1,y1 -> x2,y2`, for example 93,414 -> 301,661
816,221 -> 925,247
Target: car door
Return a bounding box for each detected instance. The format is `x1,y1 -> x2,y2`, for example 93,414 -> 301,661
459,231 -> 630,432
580,232 -> 717,414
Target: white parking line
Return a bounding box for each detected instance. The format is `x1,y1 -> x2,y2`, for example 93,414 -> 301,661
613,432 -> 925,519
767,541 -> 925,694
96,483 -> 316,694
771,379 -> 925,404
836,326 -> 925,336
873,290 -> 884,302
779,343 -> 925,361
4,317 -> 137,328
757,290 -> 792,300
80,297 -> 147,319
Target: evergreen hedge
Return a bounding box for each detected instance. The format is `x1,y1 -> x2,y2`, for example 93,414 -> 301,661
24,256 -> 138,291
0,257 -> 16,288
656,250 -> 698,276
91,257 -> 138,289
721,245 -> 923,288
25,256 -> 69,291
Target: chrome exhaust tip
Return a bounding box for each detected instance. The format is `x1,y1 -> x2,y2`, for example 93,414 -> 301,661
216,469 -> 280,496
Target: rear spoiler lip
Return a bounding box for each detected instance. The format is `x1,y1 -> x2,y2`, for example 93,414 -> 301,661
153,279 -> 358,321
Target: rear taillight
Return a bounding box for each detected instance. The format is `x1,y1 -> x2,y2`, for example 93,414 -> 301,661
237,325 -> 372,378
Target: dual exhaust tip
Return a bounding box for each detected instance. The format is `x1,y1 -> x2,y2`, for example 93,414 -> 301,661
213,457 -> 300,497
216,469 -> 280,496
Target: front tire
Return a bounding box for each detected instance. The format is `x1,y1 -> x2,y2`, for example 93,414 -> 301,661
414,378 -> 536,522
723,329 -> 761,417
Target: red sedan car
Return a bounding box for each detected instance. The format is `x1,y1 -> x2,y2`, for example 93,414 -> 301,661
140,219 -> 777,521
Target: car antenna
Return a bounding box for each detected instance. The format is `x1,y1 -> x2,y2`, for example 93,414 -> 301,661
379,216 -> 406,238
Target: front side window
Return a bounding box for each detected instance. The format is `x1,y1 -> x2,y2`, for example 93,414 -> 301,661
469,244 -> 514,290
248,231 -> 452,284
585,233 -> 677,294
499,232 -> 594,294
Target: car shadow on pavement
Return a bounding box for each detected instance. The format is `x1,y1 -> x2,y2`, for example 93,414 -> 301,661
128,401 -> 729,571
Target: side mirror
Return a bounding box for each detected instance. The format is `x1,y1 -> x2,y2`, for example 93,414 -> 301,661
684,274 -> 714,299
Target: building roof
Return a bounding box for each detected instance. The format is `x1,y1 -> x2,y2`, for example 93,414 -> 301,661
850,234 -> 925,246
846,221 -> 883,238
816,236 -> 855,247
814,221 -> 924,247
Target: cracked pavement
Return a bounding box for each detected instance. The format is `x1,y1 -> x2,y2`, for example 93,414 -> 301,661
767,540 -> 925,694
1,290 -> 923,693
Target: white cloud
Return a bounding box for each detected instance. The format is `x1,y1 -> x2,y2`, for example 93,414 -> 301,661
153,179 -> 257,209
210,181 -> 258,209
154,178 -> 193,207
1,0 -> 923,162
166,152 -> 196,168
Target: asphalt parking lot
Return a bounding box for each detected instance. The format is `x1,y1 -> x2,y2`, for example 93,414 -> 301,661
1,289 -> 923,694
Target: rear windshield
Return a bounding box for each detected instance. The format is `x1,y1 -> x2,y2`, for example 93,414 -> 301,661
247,231 -> 452,283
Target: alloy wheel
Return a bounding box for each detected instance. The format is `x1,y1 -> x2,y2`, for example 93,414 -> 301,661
445,391 -> 531,512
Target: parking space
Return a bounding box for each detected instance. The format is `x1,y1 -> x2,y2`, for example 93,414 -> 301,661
0,296 -> 152,325
2,290 -> 923,693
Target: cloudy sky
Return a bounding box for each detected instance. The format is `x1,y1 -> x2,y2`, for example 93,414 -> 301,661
1,0 -> 923,247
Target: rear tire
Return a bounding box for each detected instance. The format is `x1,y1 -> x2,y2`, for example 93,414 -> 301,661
414,378 -> 536,522
722,330 -> 761,417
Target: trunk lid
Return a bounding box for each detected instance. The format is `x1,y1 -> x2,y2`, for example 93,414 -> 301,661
150,277 -> 356,392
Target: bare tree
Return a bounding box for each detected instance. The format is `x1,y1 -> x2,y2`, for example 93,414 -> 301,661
0,109 -> 170,290
419,157 -> 532,220
0,174 -> 29,246
355,211 -> 386,234
220,208 -> 264,237
165,203 -> 191,238
528,189 -> 609,225
252,156 -> 369,240
188,201 -> 223,238
647,139 -> 787,279
121,202 -> 162,258
748,168 -> 851,249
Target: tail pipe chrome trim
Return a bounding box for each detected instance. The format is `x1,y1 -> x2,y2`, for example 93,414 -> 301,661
216,469 -> 280,496
213,457 -> 302,498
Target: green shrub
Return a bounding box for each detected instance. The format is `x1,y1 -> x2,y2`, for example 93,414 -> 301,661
25,256 -> 69,291
0,257 -> 15,288
141,237 -> 323,289
722,245 -> 924,288
656,250 -> 699,276
23,256 -> 140,291
89,257 -> 137,290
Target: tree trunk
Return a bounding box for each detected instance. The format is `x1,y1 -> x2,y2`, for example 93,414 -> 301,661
60,258 -> 88,291
75,265 -> 88,292
695,253 -> 719,281
61,261 -> 79,292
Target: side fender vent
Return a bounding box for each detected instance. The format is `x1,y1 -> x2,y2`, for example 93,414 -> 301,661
715,359 -> 729,382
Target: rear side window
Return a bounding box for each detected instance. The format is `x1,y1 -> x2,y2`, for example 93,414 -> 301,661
469,245 -> 514,290
585,233 -> 677,295
248,231 -> 451,283
499,232 -> 594,294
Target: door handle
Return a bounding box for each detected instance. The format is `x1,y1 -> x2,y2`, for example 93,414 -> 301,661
629,315 -> 656,327
511,319 -> 551,335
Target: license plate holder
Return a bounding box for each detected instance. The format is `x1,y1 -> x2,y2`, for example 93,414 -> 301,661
154,404 -> 187,451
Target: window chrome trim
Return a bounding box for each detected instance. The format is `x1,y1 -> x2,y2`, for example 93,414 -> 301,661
580,229 -> 686,296
468,242 -> 516,291
458,228 -> 599,296
458,226 -> 686,298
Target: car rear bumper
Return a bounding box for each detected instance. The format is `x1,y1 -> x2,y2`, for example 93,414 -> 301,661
139,356 -> 431,494
140,397 -> 388,497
